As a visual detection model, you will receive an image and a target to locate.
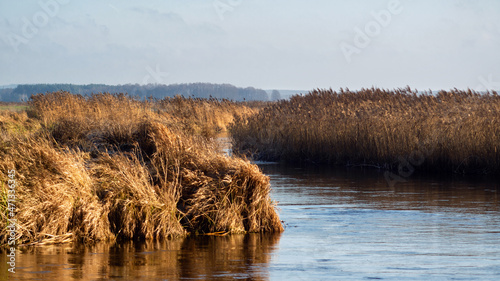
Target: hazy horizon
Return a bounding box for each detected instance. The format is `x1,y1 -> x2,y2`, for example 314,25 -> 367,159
1,0 -> 499,92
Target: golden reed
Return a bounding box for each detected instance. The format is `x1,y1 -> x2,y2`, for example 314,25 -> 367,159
230,87 -> 500,175
0,92 -> 282,245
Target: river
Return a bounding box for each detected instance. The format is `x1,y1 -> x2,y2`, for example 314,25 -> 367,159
2,164 -> 499,280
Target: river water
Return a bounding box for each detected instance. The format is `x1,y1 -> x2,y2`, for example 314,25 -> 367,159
2,164 -> 500,280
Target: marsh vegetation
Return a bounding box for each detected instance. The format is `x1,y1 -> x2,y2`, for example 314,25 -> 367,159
230,87 -> 500,175
0,92 -> 282,245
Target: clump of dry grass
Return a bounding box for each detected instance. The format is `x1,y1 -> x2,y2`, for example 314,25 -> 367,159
230,87 -> 500,174
0,92 -> 282,245
0,110 -> 40,138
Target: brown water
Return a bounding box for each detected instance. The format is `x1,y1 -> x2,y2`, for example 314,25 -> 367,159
2,164 -> 500,280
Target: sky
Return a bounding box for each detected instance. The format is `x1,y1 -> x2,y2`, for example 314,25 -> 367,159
0,0 -> 499,91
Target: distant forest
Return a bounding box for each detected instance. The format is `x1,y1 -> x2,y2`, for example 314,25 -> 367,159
0,83 -> 275,102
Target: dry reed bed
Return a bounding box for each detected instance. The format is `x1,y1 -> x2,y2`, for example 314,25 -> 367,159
0,92 -> 282,245
230,87 -> 500,174
154,96 -> 259,138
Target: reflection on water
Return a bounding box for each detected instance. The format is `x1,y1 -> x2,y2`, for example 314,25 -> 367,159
1,234 -> 280,281
2,164 -> 500,280
262,164 -> 500,280
261,164 -> 500,213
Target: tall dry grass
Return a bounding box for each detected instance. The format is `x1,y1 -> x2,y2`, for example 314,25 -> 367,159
154,96 -> 259,138
230,87 -> 500,174
0,92 -> 282,245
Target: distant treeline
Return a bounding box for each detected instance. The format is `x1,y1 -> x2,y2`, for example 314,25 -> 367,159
0,83 -> 273,102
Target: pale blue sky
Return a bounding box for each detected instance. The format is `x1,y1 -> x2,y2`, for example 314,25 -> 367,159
0,0 -> 499,91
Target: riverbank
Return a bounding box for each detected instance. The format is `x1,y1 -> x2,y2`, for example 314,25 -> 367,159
0,92 -> 282,245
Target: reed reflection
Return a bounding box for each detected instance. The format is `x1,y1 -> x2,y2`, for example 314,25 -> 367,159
4,232 -> 280,280
261,164 -> 500,213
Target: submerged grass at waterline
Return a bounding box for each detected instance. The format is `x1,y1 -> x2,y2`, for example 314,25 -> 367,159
0,92 -> 282,245
230,87 -> 500,175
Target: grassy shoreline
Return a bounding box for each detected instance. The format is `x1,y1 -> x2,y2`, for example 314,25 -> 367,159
0,102 -> 28,112
1,92 -> 282,245
230,87 -> 500,175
